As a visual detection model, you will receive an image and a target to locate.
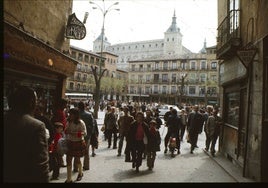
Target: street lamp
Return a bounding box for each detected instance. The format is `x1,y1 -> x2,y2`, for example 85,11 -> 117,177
89,0 -> 119,118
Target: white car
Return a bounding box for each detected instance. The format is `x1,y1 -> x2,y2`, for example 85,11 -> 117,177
157,105 -> 181,117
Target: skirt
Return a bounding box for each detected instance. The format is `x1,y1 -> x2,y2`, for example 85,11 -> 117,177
67,140 -> 86,157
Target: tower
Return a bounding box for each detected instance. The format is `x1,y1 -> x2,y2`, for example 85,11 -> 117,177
93,29 -> 111,53
164,10 -> 183,56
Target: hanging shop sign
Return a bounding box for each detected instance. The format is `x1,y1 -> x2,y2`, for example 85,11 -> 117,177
237,43 -> 257,69
65,13 -> 86,40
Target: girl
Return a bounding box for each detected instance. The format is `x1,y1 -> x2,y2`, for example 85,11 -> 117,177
65,108 -> 87,183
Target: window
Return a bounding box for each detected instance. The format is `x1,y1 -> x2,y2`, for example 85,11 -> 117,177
78,53 -> 83,61
146,75 -> 151,82
77,73 -> 81,80
83,74 -> 87,81
200,74 -> 206,83
69,82 -> 74,90
131,65 -> 135,71
76,83 -> 80,90
155,62 -> 159,70
171,86 -> 176,94
172,61 -> 177,70
211,62 -> 217,69
163,61 -> 168,70
153,74 -> 159,82
162,74 -> 168,82
147,64 -> 151,71
199,86 -> 205,95
162,86 -> 167,94
153,85 -> 158,94
139,64 -> 143,71
190,61 -> 196,70
189,86 -> 196,95
226,92 -> 240,127
77,63 -> 81,70
90,57 -> 94,64
71,51 -> 76,59
201,61 -> 206,70
85,55 -> 89,62
181,61 -> 187,70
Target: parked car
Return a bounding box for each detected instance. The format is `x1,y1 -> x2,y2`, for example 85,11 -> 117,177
158,105 -> 181,117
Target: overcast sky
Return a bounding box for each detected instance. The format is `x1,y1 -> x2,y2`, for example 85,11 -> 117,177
70,0 -> 218,53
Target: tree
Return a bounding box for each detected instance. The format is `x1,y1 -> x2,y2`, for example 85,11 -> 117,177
91,65 -> 106,119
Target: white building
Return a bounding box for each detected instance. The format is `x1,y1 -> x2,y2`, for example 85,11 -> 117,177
93,11 -> 192,71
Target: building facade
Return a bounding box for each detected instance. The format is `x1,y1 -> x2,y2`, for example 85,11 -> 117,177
128,46 -> 219,106
93,11 -> 192,71
217,0 -> 268,181
67,46 -> 128,103
3,0 -> 78,116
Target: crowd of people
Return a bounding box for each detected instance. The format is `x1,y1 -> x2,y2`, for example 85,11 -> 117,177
3,86 -> 222,183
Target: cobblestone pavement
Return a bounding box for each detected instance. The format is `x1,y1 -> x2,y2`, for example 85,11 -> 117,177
49,111 -> 253,183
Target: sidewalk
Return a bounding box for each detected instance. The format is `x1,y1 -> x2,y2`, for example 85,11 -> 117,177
203,147 -> 255,182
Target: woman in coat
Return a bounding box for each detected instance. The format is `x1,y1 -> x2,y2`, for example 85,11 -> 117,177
128,111 -> 150,172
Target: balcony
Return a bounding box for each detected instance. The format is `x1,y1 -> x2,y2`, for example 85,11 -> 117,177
217,10 -> 241,60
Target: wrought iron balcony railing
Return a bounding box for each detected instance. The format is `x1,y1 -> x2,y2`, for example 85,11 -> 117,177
217,10 -> 241,59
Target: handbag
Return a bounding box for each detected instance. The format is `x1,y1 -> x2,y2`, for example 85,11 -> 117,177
57,137 -> 68,155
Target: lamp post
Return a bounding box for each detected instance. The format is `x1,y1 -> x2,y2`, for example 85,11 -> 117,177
89,0 -> 119,118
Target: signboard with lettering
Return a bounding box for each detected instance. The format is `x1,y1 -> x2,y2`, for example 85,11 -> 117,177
237,47 -> 257,69
65,13 -> 86,40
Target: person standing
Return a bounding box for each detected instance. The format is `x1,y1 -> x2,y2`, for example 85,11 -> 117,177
4,86 -> 50,182
147,120 -> 161,170
51,98 -> 68,167
64,107 -> 87,183
179,109 -> 188,142
164,108 -> 182,155
72,102 -> 94,172
128,112 -> 150,172
49,122 -> 64,180
205,107 -> 223,157
117,106 -> 134,158
187,105 -> 205,154
104,106 -> 118,149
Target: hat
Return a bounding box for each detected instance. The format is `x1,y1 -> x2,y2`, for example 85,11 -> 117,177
149,120 -> 157,125
54,122 -> 64,128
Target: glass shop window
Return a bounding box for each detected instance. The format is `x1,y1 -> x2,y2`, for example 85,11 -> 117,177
226,92 -> 240,127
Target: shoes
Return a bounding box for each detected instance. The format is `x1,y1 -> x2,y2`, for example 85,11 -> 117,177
136,166 -> 139,173
92,153 -> 96,157
125,158 -> 132,162
194,145 -> 199,148
164,148 -> 168,154
108,145 -> 111,148
204,148 -> 208,152
83,167 -> 89,171
50,176 -> 59,181
132,162 -> 136,168
76,173 -> 83,181
211,152 -> 215,157
117,153 -> 121,157
65,180 -> 73,183
148,167 -> 152,171
177,150 -> 181,155
190,150 -> 193,154
113,146 -> 117,149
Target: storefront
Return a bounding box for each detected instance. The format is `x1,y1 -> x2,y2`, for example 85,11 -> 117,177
4,21 -> 78,117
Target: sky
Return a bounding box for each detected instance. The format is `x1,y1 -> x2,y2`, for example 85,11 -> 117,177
70,0 -> 218,53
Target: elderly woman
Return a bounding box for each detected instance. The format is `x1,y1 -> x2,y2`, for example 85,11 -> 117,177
64,108 -> 87,183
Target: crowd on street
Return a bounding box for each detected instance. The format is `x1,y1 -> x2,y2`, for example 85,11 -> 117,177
3,86 -> 222,183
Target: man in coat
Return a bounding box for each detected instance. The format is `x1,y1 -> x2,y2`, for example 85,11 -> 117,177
187,105 -> 205,154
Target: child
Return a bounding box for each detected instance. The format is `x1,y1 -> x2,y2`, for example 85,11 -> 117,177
146,120 -> 161,170
49,122 -> 64,181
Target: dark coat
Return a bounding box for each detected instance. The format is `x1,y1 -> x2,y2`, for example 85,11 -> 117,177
128,120 -> 150,151
166,113 -> 182,136
187,111 -> 205,134
4,112 -> 50,182
147,130 -> 161,152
